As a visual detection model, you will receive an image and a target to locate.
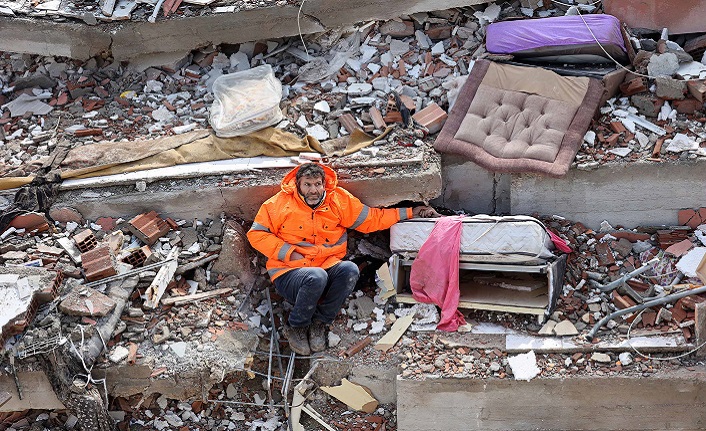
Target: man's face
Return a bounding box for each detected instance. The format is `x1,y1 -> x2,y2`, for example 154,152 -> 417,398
297,175 -> 325,206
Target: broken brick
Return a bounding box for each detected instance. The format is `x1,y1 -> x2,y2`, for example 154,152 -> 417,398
619,77 -> 647,96
672,98 -> 704,114
128,211 -> 170,245
122,245 -> 152,267
48,206 -> 84,225
641,309 -> 657,327
74,128 -> 104,137
678,207 -> 706,229
338,113 -> 362,134
9,212 -> 50,233
609,121 -> 627,134
595,242 -> 616,266
665,238 -> 694,257
671,299 -> 688,322
425,25 -> 453,40
73,229 -> 98,253
412,102 -> 448,134
81,245 -> 117,281
95,216 -> 118,231
687,80 -> 706,103
612,291 -> 636,310
369,107 -> 386,130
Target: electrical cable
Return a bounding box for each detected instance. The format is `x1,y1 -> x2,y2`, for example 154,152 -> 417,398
297,0 -> 310,60
548,0 -> 660,79
627,308 -> 706,361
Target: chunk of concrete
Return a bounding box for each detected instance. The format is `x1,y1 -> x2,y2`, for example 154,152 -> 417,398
538,320 -> 556,336
379,20 -> 414,37
590,352 -> 611,363
654,77 -> 687,100
59,286 -> 116,317
553,320 -> 579,337
647,53 -> 679,77
211,220 -> 256,287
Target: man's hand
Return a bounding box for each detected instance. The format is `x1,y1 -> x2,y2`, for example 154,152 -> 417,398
412,206 -> 440,218
290,251 -> 305,261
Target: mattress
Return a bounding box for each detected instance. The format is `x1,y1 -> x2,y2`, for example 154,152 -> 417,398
433,59 -> 603,177
390,215 -> 555,264
486,15 -> 629,65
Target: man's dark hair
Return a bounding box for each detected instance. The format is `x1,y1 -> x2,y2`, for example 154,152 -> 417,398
296,163 -> 325,182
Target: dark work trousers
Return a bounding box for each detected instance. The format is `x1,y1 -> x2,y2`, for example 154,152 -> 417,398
274,261 -> 360,328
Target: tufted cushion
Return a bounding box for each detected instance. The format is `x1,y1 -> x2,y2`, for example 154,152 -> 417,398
434,60 -> 603,178
455,85 -> 577,163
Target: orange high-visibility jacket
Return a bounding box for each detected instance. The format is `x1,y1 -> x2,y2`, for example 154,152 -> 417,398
247,164 -> 412,281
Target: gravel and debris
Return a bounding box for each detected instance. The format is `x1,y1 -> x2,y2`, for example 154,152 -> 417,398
2,1 -> 706,430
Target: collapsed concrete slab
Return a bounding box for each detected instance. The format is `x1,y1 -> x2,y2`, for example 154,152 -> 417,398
0,0 -> 487,63
51,159 -> 442,221
510,159 -> 706,230
396,366 -> 706,431
434,156 -> 706,230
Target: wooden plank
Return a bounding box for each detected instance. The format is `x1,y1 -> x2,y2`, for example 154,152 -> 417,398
302,404 -> 337,431
695,301 -> 706,358
375,314 -> 413,352
321,379 -> 379,413
161,287 -> 232,305
339,113 -> 362,134
59,156 -> 297,190
395,293 -> 546,316
144,247 -> 180,309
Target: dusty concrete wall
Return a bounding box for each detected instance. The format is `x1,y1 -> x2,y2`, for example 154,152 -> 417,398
55,161 -> 442,221
397,368 -> 706,431
435,157 -> 706,230
431,153 -> 510,215
0,18 -> 111,59
510,160 -> 706,230
0,0 -> 486,62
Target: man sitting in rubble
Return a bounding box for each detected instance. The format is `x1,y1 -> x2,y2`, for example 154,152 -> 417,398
247,163 -> 438,355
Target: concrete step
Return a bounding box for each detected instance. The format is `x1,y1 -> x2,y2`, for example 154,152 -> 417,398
434,154 -> 706,230
52,160 -> 442,221
396,367 -> 706,431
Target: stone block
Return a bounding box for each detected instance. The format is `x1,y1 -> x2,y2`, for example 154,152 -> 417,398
59,286 -> 116,317
630,94 -> 662,117
647,52 -> 679,77
379,20 -> 414,38
211,220 -> 256,287
654,77 -> 686,100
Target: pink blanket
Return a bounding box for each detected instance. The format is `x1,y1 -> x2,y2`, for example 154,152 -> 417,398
410,216 -> 467,331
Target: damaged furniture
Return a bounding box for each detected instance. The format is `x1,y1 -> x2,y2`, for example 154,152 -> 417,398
389,215 -> 567,317
486,15 -> 629,64
434,59 -> 603,177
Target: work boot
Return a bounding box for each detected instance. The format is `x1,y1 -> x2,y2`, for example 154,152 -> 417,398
283,324 -> 311,356
309,320 -> 327,353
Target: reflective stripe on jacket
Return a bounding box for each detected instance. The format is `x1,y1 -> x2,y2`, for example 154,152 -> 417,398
246,164 -> 412,281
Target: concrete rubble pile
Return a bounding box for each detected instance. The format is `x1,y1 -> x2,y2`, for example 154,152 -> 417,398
1,1 -> 706,430
0,2 -> 705,180
578,27 -> 706,168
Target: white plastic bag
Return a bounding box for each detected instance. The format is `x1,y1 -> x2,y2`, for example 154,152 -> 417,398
209,64 -> 283,137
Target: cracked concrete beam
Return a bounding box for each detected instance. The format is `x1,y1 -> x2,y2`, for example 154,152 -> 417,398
110,5 -> 324,64
304,0 -> 486,28
0,17 -> 111,60
1,0 -> 486,64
